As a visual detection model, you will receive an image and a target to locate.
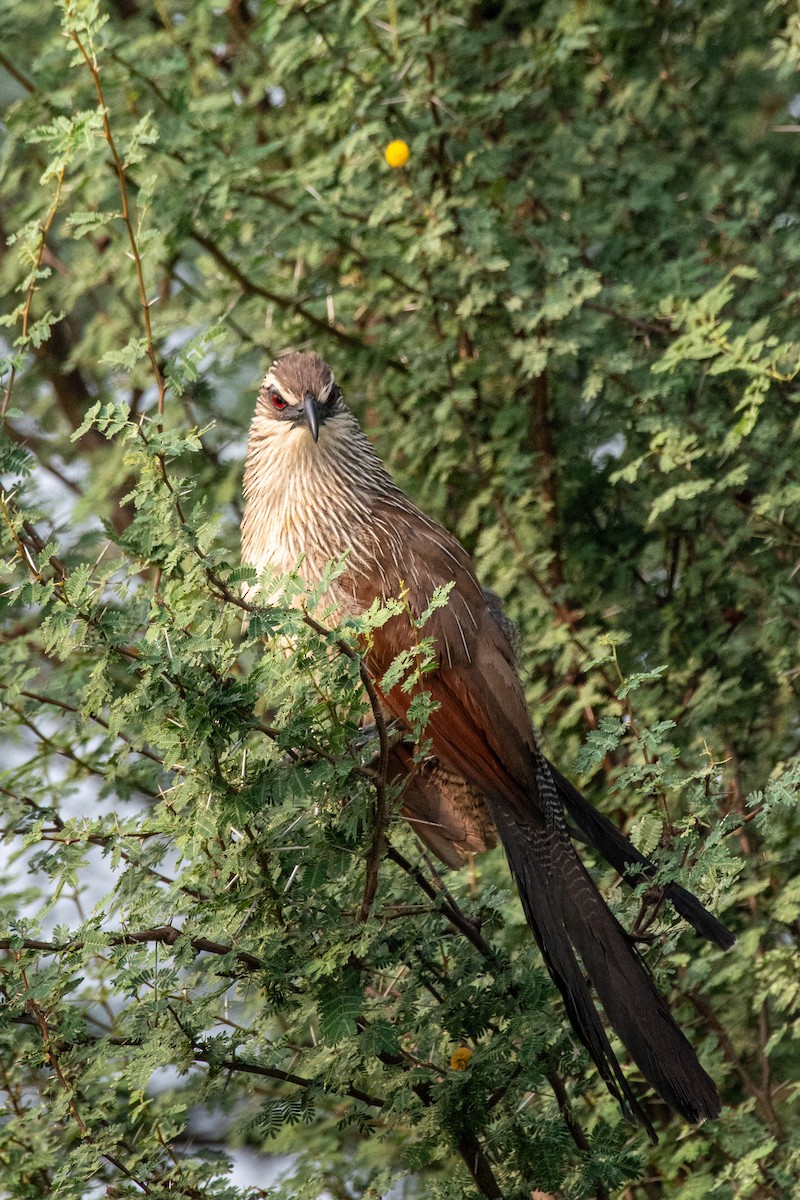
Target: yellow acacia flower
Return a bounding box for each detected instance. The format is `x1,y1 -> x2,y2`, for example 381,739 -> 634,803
449,1047 -> 472,1071
384,139 -> 410,168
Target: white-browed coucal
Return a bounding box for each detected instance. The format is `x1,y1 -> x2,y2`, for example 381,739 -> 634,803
241,350 -> 733,1135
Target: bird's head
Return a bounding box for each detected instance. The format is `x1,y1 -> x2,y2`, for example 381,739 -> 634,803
257,351 -> 343,445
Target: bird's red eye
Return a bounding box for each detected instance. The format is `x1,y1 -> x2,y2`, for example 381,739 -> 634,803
271,391 -> 286,410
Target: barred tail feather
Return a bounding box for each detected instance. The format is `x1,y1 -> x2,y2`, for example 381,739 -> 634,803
490,770 -> 722,1132
547,762 -> 736,952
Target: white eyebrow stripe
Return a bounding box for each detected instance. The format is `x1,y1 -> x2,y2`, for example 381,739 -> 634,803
317,375 -> 336,403
261,372 -> 302,407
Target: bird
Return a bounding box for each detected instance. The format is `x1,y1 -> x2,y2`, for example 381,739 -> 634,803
241,350 -> 734,1137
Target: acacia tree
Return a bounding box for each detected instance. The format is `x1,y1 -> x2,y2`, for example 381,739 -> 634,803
0,1 -> 799,1196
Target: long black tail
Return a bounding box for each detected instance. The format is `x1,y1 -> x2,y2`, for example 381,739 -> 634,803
490,759 -> 722,1136
547,761 -> 736,951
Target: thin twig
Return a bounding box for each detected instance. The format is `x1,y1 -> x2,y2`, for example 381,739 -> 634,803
16,954 -> 156,1194
1,164 -> 66,418
14,686 -> 167,767
70,30 -> 166,418
1,924 -> 264,973
299,608 -> 393,921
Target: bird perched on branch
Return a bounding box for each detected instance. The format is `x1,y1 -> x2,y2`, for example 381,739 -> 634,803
242,350 -> 734,1137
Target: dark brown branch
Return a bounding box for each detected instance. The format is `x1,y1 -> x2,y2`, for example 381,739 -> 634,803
0,51 -> 35,93
189,227 -> 368,354
192,1046 -> 384,1109
546,1070 -> 609,1200
0,925 -> 263,973
687,989 -> 784,1137
458,1129 -> 504,1199
528,369 -> 566,591
384,842 -> 496,959
14,687 -> 167,768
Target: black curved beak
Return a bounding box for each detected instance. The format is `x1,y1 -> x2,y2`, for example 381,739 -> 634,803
302,392 -> 319,443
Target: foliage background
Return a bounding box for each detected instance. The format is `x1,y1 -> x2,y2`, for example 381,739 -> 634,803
0,0 -> 799,1196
